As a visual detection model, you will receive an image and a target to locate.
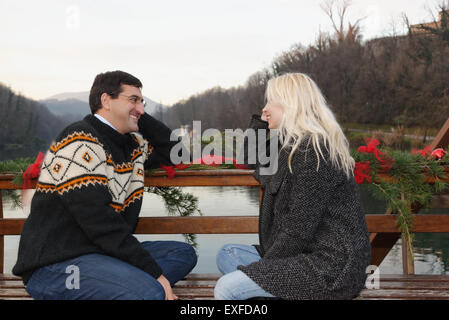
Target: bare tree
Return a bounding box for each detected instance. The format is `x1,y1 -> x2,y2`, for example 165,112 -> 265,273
320,0 -> 365,43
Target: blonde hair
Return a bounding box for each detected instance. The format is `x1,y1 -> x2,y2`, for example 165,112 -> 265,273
265,73 -> 354,178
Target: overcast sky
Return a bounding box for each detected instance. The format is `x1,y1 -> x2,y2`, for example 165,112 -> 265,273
0,0 -> 441,105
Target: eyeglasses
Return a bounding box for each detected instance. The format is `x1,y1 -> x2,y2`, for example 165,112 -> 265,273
119,94 -> 146,107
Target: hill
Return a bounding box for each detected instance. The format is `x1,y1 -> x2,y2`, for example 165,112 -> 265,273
0,84 -> 72,161
41,92 -> 165,122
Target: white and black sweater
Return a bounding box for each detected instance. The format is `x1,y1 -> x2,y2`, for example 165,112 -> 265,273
13,113 -> 177,284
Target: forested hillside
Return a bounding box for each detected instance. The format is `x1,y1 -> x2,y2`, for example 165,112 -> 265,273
0,84 -> 71,160
161,8 -> 449,138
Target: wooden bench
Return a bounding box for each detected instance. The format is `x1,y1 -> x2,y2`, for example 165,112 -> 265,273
1,169 -> 449,300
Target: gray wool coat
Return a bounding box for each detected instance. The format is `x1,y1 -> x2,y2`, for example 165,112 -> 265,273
237,115 -> 371,300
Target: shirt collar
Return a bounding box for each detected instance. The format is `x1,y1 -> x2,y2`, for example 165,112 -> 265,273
94,114 -> 118,132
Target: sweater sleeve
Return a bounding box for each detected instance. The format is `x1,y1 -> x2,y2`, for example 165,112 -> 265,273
38,133 -> 163,278
138,113 -> 183,169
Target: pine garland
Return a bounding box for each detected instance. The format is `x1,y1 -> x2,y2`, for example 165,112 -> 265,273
352,142 -> 449,260
145,186 -> 203,251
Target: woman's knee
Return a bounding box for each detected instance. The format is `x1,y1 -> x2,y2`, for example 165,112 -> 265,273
214,274 -> 235,300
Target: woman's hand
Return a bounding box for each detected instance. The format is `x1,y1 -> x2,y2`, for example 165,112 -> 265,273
157,275 -> 179,300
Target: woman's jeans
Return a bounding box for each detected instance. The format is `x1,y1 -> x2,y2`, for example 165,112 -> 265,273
25,240 -> 197,300
214,244 -> 275,300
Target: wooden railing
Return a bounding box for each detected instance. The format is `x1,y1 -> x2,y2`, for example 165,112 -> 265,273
1,168 -> 449,275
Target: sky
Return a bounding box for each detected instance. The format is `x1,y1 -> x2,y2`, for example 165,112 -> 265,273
0,0 -> 442,105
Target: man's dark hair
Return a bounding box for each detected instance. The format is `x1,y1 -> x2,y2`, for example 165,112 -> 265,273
89,70 -> 143,114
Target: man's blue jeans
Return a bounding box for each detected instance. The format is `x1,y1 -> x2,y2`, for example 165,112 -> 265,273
25,240 -> 197,300
214,244 -> 275,300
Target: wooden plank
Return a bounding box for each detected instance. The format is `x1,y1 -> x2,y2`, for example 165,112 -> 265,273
379,274 -> 449,282
375,281 -> 449,290
134,216 -> 259,234
174,280 -> 217,288
430,117 -> 449,150
0,288 -> 30,297
358,289 -> 449,299
3,215 -> 449,236
184,274 -> 221,280
0,166 -> 448,190
366,214 -> 449,233
172,287 -> 214,297
0,274 -> 21,281
0,280 -> 26,288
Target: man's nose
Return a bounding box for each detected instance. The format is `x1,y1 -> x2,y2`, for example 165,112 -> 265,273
136,103 -> 145,115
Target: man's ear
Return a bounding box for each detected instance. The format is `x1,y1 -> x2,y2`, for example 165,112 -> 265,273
100,93 -> 111,110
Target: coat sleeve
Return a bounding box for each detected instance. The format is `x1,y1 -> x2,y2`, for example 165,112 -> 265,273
241,114 -> 271,171
138,112 -> 184,169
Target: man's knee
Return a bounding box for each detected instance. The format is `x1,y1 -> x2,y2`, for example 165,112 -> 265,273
175,241 -> 198,270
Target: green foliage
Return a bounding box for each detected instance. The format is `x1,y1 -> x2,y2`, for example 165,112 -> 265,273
0,157 -> 34,173
352,145 -> 449,259
145,187 -> 203,251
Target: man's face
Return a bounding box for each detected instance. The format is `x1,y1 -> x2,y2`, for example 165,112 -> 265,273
106,84 -> 145,134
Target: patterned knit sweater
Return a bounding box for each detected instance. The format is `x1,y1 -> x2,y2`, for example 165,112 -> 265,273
238,115 -> 371,300
13,113 -> 177,284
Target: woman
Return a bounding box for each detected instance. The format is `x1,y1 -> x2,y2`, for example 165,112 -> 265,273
214,73 -> 371,300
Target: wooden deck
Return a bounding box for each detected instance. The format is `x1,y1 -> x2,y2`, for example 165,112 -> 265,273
1,273 -> 449,300
1,169 -> 449,300
1,116 -> 449,300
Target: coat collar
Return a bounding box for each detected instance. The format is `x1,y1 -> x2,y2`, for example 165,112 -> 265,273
255,148 -> 290,195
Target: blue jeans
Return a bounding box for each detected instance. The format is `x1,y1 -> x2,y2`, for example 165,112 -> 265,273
25,241 -> 197,300
214,244 -> 275,300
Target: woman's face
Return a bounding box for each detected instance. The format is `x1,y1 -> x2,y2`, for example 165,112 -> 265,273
262,101 -> 284,129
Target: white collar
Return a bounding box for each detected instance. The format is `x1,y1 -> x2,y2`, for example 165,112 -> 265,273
94,114 -> 118,132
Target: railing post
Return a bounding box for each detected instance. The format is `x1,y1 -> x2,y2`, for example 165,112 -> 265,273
401,233 -> 415,275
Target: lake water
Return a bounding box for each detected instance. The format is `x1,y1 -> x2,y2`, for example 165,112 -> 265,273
3,186 -> 449,275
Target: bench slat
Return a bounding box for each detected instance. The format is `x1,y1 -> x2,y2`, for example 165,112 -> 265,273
0,288 -> 29,297
358,289 -> 449,299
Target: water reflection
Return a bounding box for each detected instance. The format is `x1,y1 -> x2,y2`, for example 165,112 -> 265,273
2,187 -> 449,275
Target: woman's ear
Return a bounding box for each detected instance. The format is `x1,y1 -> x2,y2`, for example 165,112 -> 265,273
100,93 -> 110,110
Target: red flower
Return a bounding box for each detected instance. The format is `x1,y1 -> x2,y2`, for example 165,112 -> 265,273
430,148 -> 446,160
358,138 -> 394,171
354,161 -> 371,184
358,138 -> 387,163
412,146 -> 432,157
160,156 -> 248,179
22,152 -> 45,189
412,146 -> 446,160
160,164 -> 176,179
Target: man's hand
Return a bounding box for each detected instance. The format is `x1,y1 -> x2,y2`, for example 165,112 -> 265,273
157,275 -> 179,300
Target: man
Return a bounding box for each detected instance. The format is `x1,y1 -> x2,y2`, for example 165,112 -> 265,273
13,71 -> 197,300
